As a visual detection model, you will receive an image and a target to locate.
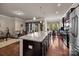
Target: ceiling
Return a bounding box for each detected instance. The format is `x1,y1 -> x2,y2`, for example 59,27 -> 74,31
0,3 -> 72,21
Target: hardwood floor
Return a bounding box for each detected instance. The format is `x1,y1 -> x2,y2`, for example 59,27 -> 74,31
0,35 -> 69,56
46,35 -> 69,56
0,42 -> 19,56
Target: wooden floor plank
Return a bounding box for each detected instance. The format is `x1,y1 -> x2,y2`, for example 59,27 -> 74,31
46,35 -> 69,56
0,42 -> 19,56
0,35 -> 69,56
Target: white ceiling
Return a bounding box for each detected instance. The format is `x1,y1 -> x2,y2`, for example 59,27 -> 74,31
0,3 -> 72,21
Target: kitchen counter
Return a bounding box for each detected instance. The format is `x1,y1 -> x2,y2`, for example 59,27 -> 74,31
0,39 -> 19,48
19,31 -> 50,42
19,31 -> 51,56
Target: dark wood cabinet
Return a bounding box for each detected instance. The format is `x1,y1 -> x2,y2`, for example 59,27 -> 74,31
23,32 -> 51,56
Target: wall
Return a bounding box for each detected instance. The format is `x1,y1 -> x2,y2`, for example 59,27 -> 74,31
0,15 -> 26,35
43,18 -> 47,31
15,18 -> 26,31
59,19 -> 63,28
0,15 -> 15,34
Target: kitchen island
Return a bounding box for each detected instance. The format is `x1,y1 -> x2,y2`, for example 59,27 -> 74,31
19,31 -> 51,56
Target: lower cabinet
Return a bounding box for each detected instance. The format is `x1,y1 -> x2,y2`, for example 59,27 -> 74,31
23,40 -> 41,56
23,33 -> 51,56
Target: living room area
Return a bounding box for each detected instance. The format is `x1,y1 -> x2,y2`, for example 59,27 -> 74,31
0,14 -> 26,55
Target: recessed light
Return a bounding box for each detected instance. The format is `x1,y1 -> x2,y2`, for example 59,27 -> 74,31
57,3 -> 61,7
56,11 -> 58,14
16,12 -> 24,15
33,17 -> 36,20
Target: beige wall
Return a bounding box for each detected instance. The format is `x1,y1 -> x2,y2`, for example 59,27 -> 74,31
0,15 -> 15,34
15,18 -> 26,31
0,15 -> 26,35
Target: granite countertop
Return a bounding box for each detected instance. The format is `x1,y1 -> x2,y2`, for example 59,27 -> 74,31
19,31 -> 50,42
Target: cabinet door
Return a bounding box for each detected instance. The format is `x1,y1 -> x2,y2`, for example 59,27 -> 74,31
71,15 -> 78,37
